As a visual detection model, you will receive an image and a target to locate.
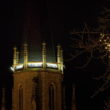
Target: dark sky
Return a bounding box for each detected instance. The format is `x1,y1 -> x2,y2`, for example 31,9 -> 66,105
0,0 -> 110,110
6,0 -> 108,41
6,0 -> 109,49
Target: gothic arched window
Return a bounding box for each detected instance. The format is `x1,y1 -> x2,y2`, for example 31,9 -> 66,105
49,84 -> 55,110
19,86 -> 23,110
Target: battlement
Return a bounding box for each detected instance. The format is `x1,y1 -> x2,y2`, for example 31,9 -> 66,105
11,42 -> 64,73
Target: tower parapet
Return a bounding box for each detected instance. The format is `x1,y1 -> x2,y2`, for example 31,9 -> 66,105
11,42 -> 64,73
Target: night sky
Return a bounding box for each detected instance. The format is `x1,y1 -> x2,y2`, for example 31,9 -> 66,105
0,0 -> 110,110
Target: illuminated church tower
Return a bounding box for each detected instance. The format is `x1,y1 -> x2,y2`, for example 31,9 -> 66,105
11,1 -> 64,110
11,42 -> 63,110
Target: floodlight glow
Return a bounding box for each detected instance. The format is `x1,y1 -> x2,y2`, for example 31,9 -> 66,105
10,62 -> 60,72
15,64 -> 23,70
47,63 -> 58,68
28,62 -> 42,67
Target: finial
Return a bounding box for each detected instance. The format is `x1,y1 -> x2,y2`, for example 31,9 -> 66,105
57,45 -> 61,71
42,42 -> 46,69
23,43 -> 28,69
60,49 -> 64,73
13,47 -> 17,68
16,51 -> 19,64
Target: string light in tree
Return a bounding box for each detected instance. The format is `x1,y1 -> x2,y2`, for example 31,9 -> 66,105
100,33 -> 110,58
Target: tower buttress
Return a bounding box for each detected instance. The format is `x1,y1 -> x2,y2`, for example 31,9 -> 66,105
1,88 -> 5,110
71,85 -> 77,110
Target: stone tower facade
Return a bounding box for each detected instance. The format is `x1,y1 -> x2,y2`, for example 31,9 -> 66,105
11,43 -> 63,110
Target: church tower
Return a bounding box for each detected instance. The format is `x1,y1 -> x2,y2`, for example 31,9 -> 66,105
11,43 -> 63,110
10,1 -> 64,110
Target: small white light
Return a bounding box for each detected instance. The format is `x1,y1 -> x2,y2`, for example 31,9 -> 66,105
105,47 -> 108,49
99,39 -> 102,42
10,67 -> 15,72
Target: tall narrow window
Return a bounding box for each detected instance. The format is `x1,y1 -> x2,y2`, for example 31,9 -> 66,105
49,84 -> 55,110
19,86 -> 23,110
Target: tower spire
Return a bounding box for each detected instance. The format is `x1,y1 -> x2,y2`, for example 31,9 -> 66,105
13,47 -> 17,68
57,45 -> 61,71
60,48 -> 64,73
42,42 -> 46,68
23,43 -> 28,69
16,51 -> 19,64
